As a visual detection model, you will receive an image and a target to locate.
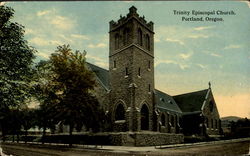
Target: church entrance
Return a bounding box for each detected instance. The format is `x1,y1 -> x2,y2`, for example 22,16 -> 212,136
141,104 -> 149,130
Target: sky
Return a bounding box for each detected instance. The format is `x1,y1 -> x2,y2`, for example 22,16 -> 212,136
2,1 -> 250,118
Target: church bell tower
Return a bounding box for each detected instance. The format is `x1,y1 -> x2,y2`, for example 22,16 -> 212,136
109,6 -> 155,131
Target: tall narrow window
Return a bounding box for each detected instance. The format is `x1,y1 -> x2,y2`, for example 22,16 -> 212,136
161,114 -> 166,126
123,28 -> 129,45
125,67 -> 128,76
138,67 -> 141,76
113,60 -> 116,68
148,84 -> 151,92
148,60 -> 151,69
211,119 -> 213,129
115,33 -> 119,49
138,28 -> 142,46
146,34 -> 150,50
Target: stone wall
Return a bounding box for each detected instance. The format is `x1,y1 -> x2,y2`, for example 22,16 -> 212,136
108,132 -> 184,146
133,132 -> 184,146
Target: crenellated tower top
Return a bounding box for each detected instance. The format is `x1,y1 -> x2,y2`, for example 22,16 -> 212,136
109,6 -> 154,32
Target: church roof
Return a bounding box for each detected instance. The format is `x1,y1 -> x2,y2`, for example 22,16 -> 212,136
86,62 -> 110,90
173,89 -> 209,113
155,89 -> 182,114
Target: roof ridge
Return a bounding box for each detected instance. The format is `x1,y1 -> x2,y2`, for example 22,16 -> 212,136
173,89 -> 209,97
155,89 -> 172,96
86,62 -> 109,72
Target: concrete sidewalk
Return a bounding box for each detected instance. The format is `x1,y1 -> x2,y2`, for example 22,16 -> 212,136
1,137 -> 250,153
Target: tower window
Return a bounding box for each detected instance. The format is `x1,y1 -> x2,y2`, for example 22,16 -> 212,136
138,67 -> 141,76
146,34 -> 150,50
148,61 -> 151,69
115,33 -> 119,49
148,84 -> 151,92
125,67 -> 128,76
138,28 -> 142,46
123,28 -> 129,45
113,60 -> 116,68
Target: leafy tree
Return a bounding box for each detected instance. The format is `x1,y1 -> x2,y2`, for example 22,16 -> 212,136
21,108 -> 36,143
32,60 -> 59,144
50,45 -> 103,146
7,108 -> 22,143
0,6 -> 36,140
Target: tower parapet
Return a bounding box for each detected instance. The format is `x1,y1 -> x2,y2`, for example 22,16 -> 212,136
109,6 -> 154,32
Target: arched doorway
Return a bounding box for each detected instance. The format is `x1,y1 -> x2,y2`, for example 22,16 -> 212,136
141,104 -> 149,130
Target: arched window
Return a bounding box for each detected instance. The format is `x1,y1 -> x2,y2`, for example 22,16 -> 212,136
141,104 -> 149,130
145,34 -> 150,50
115,104 -> 125,120
161,114 -> 166,126
115,33 -> 119,49
138,67 -> 141,76
123,28 -> 129,45
138,28 -> 142,46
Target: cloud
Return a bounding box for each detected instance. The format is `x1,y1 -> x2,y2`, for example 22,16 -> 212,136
58,34 -> 74,44
155,37 -> 161,43
49,40 -> 63,46
71,34 -> 90,40
30,37 -> 50,46
211,53 -> 222,57
0,1 -> 6,6
165,38 -> 184,45
87,55 -> 108,69
224,44 -> 242,50
193,26 -> 215,31
88,43 -> 107,48
30,37 -> 63,47
51,16 -> 75,30
179,53 -> 192,60
37,52 -> 50,59
155,59 -> 189,70
196,64 -> 206,69
155,59 -> 178,67
188,34 -> 209,39
25,28 -> 36,35
179,64 -> 189,70
37,10 -> 51,16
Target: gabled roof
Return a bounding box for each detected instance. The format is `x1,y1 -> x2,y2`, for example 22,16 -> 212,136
155,89 -> 182,114
173,89 -> 209,113
86,62 -> 110,90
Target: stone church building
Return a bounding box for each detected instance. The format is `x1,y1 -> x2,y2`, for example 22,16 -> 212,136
86,6 -> 221,144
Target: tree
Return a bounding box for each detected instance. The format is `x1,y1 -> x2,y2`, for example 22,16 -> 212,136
0,6 -> 36,140
21,108 -> 36,143
50,45 -> 103,146
32,60 -> 59,144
